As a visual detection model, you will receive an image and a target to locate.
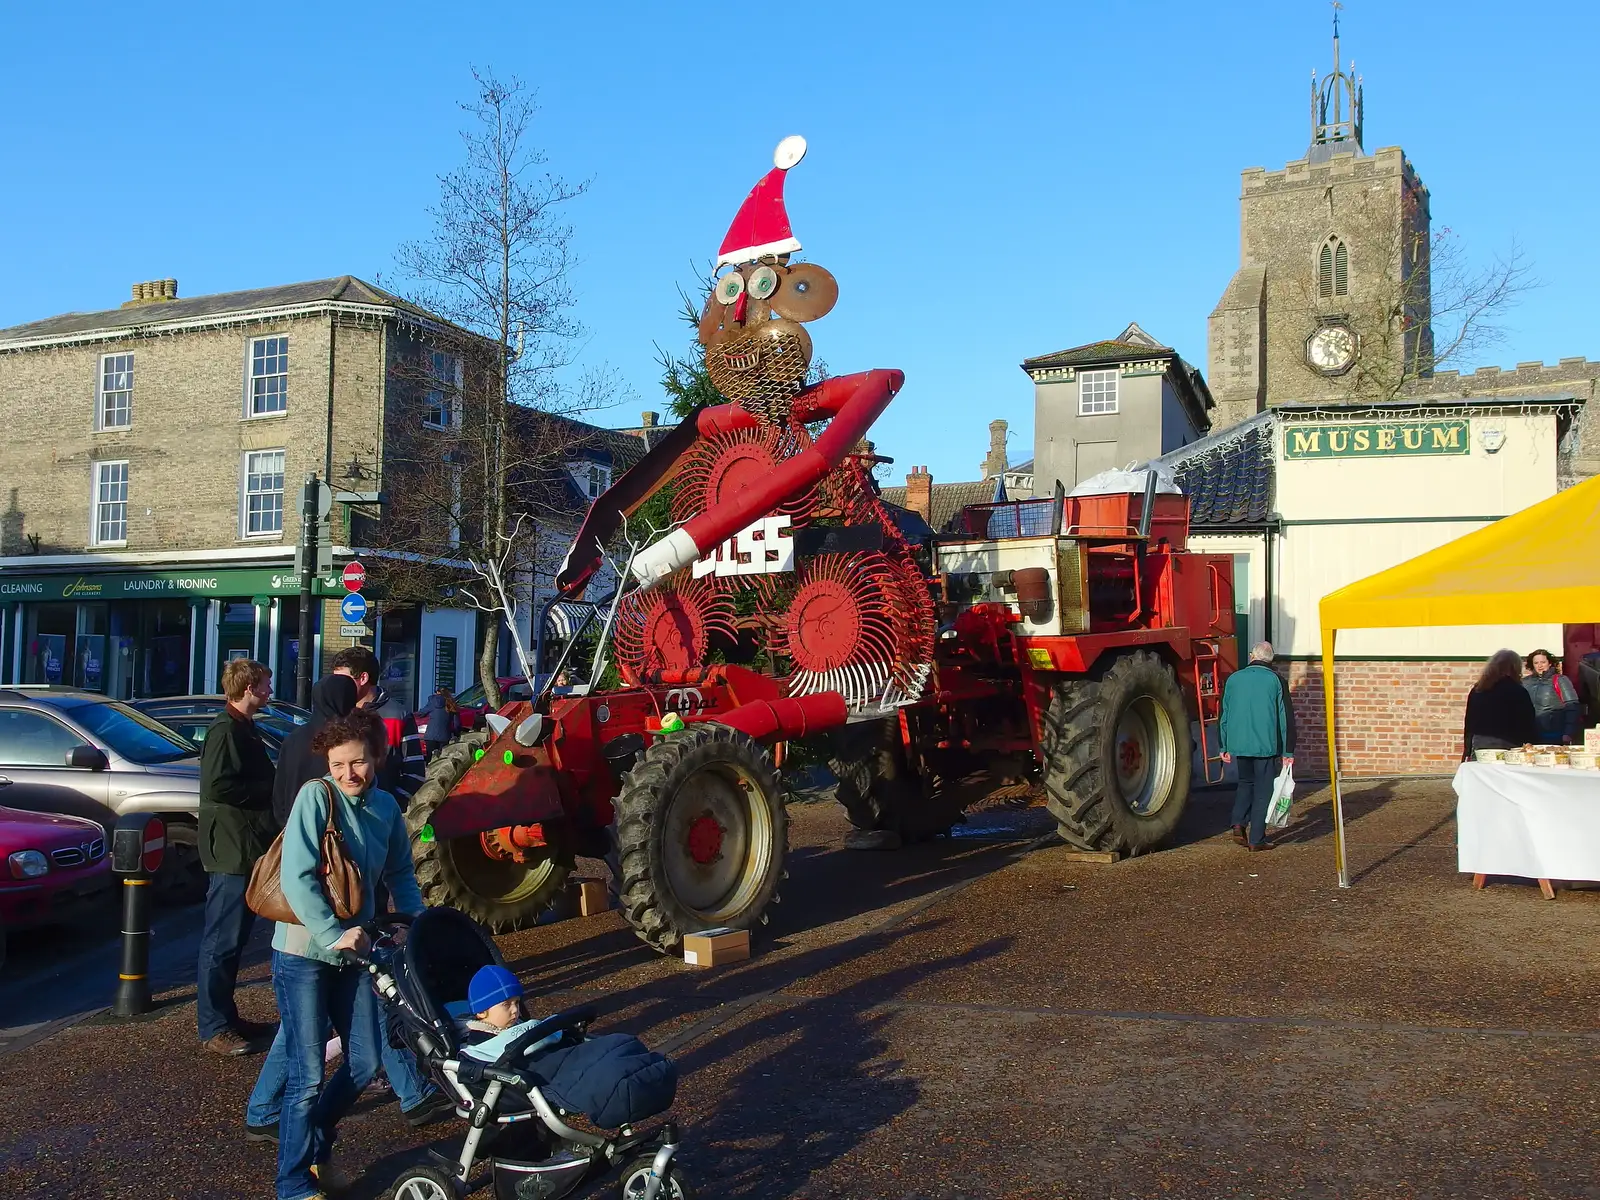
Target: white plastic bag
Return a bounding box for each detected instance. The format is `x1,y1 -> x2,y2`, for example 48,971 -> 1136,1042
1265,762 -> 1296,829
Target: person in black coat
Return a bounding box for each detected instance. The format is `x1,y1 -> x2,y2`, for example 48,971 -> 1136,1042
421,685 -> 457,762
270,674 -> 358,827
1462,649 -> 1541,759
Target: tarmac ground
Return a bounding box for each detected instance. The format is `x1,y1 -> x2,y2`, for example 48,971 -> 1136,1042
0,777 -> 1594,1199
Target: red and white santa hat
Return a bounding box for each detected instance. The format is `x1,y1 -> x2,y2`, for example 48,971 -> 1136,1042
716,136 -> 808,269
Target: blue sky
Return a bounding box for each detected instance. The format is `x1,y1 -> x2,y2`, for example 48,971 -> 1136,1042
2,1 -> 1594,485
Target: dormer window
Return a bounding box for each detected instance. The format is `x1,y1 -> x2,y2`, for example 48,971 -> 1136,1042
1318,236 -> 1349,300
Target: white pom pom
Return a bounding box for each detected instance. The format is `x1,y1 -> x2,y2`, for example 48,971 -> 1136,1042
774,135 -> 807,170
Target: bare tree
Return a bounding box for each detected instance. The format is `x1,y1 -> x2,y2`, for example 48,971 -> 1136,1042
373,68 -> 616,705
1289,189 -> 1535,403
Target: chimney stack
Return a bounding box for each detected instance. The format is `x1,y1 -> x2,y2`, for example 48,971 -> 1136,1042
905,465 -> 933,523
122,278 -> 179,308
983,419 -> 1009,479
640,411 -> 659,428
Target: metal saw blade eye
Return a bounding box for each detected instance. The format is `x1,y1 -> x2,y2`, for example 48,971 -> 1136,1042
715,271 -> 746,305
747,265 -> 778,301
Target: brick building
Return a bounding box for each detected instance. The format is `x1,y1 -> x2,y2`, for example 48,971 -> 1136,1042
0,276 -> 628,706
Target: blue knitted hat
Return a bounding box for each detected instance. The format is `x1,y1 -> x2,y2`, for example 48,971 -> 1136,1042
468,965 -> 523,1013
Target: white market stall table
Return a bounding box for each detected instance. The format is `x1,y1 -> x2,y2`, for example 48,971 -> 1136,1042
1453,762 -> 1600,899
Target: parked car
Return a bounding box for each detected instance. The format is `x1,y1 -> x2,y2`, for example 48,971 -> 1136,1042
416,677 -> 533,740
131,695 -> 308,763
0,688 -> 205,903
0,804 -> 113,974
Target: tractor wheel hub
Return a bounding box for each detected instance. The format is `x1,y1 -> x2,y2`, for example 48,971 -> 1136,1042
686,813 -> 724,865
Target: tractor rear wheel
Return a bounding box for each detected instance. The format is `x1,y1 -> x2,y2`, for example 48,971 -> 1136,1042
406,729 -> 571,932
614,723 -> 786,954
828,718 -> 964,842
1040,649 -> 1192,856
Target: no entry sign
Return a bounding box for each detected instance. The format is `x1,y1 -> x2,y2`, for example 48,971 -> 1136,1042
142,817 -> 166,874
342,562 -> 366,592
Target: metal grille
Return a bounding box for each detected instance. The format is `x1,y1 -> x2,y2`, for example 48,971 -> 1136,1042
51,838 -> 104,868
705,327 -> 812,424
1057,543 -> 1090,634
956,499 -> 1059,539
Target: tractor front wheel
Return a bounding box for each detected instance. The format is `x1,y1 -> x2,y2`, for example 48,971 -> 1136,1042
1040,650 -> 1192,856
615,723 -> 787,954
406,730 -> 571,932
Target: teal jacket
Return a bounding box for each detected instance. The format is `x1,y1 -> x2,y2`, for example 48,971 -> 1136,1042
272,776 -> 423,965
1219,663 -> 1296,758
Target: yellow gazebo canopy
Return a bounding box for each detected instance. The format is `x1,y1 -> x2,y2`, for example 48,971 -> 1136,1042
1316,471 -> 1600,885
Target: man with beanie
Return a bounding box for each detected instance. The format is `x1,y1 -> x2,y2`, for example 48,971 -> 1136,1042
1220,641 -> 1296,851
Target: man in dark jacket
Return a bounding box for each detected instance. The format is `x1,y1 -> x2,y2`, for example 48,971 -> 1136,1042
421,685 -> 456,762
330,646 -> 425,805
1219,641 -> 1296,852
270,673 -> 358,827
197,659 -> 277,1055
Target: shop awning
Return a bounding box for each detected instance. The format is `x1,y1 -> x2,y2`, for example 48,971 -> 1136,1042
1316,472 -> 1600,885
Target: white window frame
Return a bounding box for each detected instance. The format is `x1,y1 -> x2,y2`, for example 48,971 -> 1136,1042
241,449 -> 287,538
568,461 -> 611,500
96,351 -> 134,431
246,335 -> 290,418
1078,369 -> 1120,416
91,460 -> 129,547
424,349 -> 462,430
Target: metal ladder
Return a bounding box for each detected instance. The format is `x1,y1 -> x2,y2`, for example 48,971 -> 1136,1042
1192,640 -> 1227,785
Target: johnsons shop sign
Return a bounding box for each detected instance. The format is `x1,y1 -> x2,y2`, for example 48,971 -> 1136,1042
1282,419 -> 1470,460
0,568 -> 344,602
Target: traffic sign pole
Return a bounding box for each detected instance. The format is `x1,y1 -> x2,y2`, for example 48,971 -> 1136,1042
296,474 -> 320,708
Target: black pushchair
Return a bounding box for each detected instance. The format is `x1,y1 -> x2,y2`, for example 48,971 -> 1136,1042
353,907 -> 689,1200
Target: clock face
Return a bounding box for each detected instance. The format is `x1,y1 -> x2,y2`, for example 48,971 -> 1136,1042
1305,323 -> 1358,375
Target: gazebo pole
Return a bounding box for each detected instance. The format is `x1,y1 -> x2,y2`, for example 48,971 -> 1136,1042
1321,628 -> 1350,887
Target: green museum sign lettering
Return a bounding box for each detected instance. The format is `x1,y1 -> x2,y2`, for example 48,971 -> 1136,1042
1283,419 -> 1470,460
0,567 -> 344,602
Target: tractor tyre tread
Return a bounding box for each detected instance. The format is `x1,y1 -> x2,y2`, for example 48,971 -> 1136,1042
614,723 -> 787,954
826,719 -> 963,843
1040,649 -> 1193,856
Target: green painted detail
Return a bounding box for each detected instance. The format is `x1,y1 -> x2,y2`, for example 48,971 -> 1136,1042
1282,419 -> 1469,459
659,712 -> 685,733
419,824 -> 435,844
474,748 -> 486,761
503,750 -> 515,765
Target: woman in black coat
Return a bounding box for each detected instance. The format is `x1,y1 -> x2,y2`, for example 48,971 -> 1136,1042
1462,649 -> 1541,759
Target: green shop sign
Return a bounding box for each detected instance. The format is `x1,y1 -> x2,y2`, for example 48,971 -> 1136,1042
0,566 -> 344,602
1283,419 -> 1470,460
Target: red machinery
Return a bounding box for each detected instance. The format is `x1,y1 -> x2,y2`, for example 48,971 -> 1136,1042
406,138 -> 1236,953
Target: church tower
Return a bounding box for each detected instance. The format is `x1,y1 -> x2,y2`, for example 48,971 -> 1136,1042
1208,14 -> 1432,431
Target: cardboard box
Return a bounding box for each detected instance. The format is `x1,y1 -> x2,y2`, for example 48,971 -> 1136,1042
577,881 -> 610,917
682,927 -> 750,968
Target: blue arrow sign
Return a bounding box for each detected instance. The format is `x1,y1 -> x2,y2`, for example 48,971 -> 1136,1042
340,592 -> 368,623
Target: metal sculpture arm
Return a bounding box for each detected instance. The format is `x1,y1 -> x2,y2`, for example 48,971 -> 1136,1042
555,367 -> 903,599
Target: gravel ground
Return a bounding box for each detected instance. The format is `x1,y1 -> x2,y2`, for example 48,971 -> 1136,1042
0,778 -> 1593,1199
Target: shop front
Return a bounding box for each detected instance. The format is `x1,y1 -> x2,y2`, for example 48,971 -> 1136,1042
0,566 -> 342,701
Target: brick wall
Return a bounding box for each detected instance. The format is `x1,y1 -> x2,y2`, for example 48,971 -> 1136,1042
1280,659 -> 1478,777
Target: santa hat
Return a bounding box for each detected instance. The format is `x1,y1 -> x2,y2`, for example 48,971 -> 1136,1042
716,136 -> 808,269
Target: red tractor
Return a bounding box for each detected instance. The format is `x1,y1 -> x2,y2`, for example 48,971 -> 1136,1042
403,137 -> 1236,952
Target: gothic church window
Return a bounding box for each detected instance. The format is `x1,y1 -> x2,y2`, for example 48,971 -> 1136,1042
1318,236 -> 1349,300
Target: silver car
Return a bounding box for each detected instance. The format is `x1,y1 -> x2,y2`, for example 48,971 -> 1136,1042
0,687 -> 206,902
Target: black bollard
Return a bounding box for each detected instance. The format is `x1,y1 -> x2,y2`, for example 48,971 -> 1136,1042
112,877 -> 153,1017
108,813 -> 166,1020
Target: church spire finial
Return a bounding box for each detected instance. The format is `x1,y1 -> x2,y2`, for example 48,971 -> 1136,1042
1309,1 -> 1364,161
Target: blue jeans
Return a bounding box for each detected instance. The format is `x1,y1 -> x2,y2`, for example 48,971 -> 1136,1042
247,1003 -> 434,1127
197,872 -> 255,1041
272,950 -> 383,1200
1230,754 -> 1282,846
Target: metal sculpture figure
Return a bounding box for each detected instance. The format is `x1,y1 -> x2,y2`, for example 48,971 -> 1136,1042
559,136 -> 934,713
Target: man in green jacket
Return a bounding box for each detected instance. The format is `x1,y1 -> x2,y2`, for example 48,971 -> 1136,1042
197,658 -> 278,1055
1220,641 -> 1296,851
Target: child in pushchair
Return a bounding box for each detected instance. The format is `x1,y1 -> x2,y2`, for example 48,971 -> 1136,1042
352,907 -> 689,1200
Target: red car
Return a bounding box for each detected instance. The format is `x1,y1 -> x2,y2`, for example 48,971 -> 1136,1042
0,805 -> 113,973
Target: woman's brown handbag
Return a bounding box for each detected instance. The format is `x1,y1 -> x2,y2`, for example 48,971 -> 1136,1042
246,781 -> 365,925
